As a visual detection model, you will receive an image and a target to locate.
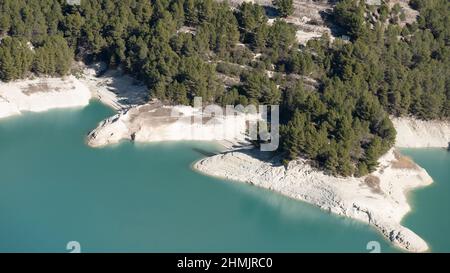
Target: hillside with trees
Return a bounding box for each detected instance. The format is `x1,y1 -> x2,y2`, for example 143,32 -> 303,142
0,0 -> 448,176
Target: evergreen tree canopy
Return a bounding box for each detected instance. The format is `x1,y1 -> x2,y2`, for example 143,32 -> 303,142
0,0 -> 447,177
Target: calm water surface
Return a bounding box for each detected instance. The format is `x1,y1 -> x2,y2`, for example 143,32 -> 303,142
0,102 -> 447,252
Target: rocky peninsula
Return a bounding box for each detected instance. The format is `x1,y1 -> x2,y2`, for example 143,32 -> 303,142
192,117 -> 449,252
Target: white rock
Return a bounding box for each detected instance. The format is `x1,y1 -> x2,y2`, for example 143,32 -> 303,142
393,117 -> 450,148
193,149 -> 433,252
87,102 -> 260,147
0,76 -> 91,119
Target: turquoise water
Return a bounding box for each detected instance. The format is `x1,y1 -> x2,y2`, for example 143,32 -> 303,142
0,102 -> 446,253
401,148 -> 450,252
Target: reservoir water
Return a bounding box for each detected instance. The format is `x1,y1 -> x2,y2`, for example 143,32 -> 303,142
0,102 -> 448,252
401,148 -> 450,252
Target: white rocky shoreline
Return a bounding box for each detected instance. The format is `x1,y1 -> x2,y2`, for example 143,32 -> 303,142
86,101 -> 260,148
392,117 -> 450,148
84,89 -> 448,252
194,148 -> 433,252
0,63 -> 148,120
192,119 -> 449,253
0,75 -> 91,119
0,66 -> 449,252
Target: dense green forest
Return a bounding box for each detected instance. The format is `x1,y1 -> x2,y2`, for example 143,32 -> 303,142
0,0 -> 448,176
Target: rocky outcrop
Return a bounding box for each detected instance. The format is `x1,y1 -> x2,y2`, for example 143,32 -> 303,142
392,117 -> 450,148
87,101 -> 260,147
79,63 -> 148,111
0,76 -> 91,119
194,148 -> 432,252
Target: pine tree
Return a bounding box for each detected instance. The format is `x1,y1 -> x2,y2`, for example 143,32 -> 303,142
0,37 -> 33,81
273,0 -> 294,18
